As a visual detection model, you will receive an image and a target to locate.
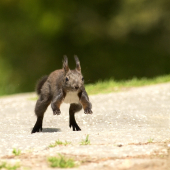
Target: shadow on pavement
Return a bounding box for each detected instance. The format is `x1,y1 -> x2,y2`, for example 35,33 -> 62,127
42,128 -> 61,133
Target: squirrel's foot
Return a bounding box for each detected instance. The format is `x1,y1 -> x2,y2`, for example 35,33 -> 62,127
31,125 -> 42,133
84,108 -> 93,114
69,122 -> 81,131
53,109 -> 61,115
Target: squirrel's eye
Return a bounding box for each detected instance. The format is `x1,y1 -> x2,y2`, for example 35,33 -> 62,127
66,77 -> 69,82
82,77 -> 84,81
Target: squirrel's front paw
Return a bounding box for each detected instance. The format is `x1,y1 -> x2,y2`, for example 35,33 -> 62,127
84,108 -> 93,114
53,109 -> 61,115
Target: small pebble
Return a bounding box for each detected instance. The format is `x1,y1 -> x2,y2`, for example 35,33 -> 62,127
117,144 -> 123,147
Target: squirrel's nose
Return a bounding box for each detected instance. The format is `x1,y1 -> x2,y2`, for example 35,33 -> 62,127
75,86 -> 79,90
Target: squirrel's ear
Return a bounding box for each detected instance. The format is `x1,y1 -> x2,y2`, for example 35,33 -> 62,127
74,55 -> 81,72
63,55 -> 70,73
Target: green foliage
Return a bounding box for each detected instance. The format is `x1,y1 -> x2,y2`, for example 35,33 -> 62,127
0,0 -> 170,95
0,162 -> 20,170
12,148 -> 21,156
0,58 -> 20,96
48,154 -> 76,168
49,140 -> 71,148
80,135 -> 90,145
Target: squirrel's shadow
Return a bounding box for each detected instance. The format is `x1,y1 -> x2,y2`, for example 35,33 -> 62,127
42,128 -> 61,133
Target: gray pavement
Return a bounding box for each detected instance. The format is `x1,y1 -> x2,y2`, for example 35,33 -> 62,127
0,83 -> 170,169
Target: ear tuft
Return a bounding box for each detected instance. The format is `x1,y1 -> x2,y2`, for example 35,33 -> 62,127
63,55 -> 69,73
74,55 -> 81,72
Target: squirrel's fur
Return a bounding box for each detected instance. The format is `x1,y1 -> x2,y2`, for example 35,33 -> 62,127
36,75 -> 48,95
31,56 -> 92,133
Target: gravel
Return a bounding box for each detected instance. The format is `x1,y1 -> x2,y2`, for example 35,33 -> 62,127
0,83 -> 170,169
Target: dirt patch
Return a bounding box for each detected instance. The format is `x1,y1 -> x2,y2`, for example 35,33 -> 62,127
0,148 -> 169,170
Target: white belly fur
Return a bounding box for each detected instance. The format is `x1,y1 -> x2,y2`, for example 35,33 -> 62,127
64,91 -> 79,104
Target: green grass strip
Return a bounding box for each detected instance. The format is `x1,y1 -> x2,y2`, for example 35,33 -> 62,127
86,75 -> 170,95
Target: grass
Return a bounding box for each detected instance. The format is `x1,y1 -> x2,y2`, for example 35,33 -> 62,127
0,162 -> 20,170
80,134 -> 90,145
49,140 -> 71,148
86,75 -> 170,95
148,138 -> 154,143
48,154 -> 77,168
12,148 -> 21,156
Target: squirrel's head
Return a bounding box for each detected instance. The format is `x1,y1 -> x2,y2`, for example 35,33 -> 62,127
62,55 -> 84,92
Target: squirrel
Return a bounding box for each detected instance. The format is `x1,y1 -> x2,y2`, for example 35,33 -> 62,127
31,55 -> 93,133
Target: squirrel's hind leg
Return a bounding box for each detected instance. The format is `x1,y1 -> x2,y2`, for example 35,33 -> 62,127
32,92 -> 51,133
69,103 -> 82,131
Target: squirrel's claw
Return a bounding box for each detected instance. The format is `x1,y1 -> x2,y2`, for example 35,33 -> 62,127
84,108 -> 93,114
69,123 -> 81,131
31,125 -> 42,133
53,110 -> 61,115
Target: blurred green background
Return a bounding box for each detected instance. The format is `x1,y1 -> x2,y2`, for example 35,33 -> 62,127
0,0 -> 170,95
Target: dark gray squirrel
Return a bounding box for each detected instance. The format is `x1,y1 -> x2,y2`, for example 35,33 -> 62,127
31,55 -> 93,133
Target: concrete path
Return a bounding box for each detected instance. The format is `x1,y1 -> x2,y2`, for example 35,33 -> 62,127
0,83 -> 170,169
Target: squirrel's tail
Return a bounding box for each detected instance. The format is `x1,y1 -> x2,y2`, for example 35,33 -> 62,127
35,75 -> 48,95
